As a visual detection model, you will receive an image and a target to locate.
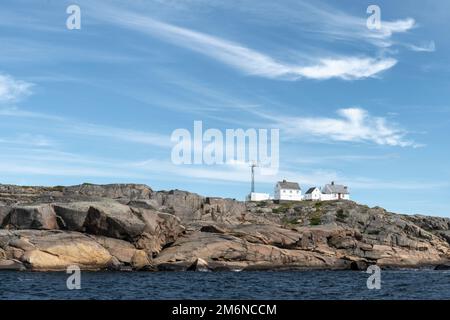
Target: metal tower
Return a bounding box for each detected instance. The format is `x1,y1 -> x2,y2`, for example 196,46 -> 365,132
250,162 -> 258,193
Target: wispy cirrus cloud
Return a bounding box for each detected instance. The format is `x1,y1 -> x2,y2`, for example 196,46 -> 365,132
91,6 -> 397,80
0,134 -> 55,147
131,157 -> 447,191
0,104 -> 171,148
407,41 -> 436,52
154,0 -> 420,50
267,108 -> 419,147
0,73 -> 33,102
0,71 -> 172,149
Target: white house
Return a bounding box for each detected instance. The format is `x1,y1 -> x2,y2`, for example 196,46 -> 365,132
304,187 -> 322,201
321,182 -> 350,201
274,180 -> 302,201
246,192 -> 271,202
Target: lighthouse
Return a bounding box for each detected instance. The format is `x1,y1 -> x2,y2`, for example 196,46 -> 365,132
246,162 -> 270,202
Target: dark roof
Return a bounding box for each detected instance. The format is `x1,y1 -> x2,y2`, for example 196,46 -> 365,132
305,187 -> 319,194
322,182 -> 349,194
277,180 -> 300,190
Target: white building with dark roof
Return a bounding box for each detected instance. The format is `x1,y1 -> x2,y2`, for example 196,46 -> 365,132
304,187 -> 322,201
274,180 -> 302,201
321,181 -> 350,201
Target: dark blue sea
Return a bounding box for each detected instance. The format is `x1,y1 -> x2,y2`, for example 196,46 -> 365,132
1,270 -> 449,300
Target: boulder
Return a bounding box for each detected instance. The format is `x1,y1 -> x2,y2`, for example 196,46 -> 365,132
0,259 -> 26,271
150,190 -> 204,221
0,206 -> 11,226
187,258 -> 210,272
53,202 -> 92,231
14,230 -> 112,270
89,235 -> 152,269
89,235 -> 138,263
228,224 -> 302,248
130,250 -> 151,270
328,235 -> 357,249
132,208 -> 185,254
3,205 -> 58,230
83,201 -> 146,241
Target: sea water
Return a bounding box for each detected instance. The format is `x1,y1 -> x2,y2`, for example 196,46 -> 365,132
1,270 -> 449,300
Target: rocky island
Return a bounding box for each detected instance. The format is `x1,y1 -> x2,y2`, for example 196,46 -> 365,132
0,183 -> 449,271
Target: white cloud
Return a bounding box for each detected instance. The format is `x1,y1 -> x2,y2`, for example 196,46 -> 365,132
179,0 -> 417,49
0,106 -> 171,148
0,134 -> 55,147
287,153 -> 399,165
95,7 -> 396,80
407,41 -> 436,52
67,122 -> 171,148
131,157 -> 446,192
0,106 -> 64,120
276,108 -> 418,147
0,73 -> 33,102
296,57 -> 397,80
380,18 -> 416,37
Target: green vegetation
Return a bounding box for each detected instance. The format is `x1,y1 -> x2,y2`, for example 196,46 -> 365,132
282,217 -> 300,226
271,202 -> 293,214
336,208 -> 349,222
256,201 -> 268,207
309,214 -> 322,226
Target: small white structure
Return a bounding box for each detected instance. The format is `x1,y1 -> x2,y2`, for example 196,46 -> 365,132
321,182 -> 350,201
304,187 -> 322,201
246,192 -> 271,202
274,180 -> 302,201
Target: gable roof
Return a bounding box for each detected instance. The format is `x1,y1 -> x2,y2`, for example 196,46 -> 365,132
277,180 -> 300,190
305,187 -> 320,194
322,182 -> 349,194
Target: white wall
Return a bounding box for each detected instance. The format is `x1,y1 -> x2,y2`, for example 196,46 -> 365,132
274,187 -> 302,201
321,193 -> 350,201
247,192 -> 270,201
320,193 -> 336,201
305,189 -> 321,200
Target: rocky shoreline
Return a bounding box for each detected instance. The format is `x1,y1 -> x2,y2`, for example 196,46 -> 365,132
0,183 -> 449,271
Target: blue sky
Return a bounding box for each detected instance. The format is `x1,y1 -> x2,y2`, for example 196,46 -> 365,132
1,0 -> 449,216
